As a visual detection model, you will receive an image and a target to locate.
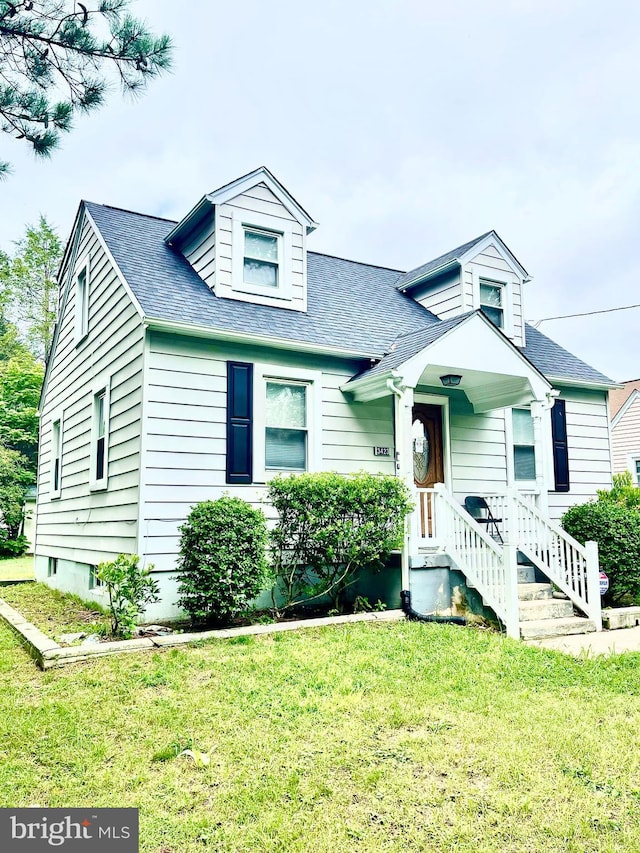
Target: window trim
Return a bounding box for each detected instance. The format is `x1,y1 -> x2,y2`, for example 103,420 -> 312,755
253,364 -> 322,483
50,411 -> 63,499
75,257 -> 90,343
472,270 -> 515,338
90,379 -> 111,491
231,210 -> 293,301
631,456 -> 640,487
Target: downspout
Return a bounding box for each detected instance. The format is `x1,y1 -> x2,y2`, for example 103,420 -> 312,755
387,377 -> 410,591
386,379 -> 467,627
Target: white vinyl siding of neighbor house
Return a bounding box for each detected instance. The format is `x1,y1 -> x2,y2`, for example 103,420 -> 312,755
546,387 -> 613,523
463,244 -> 525,346
36,215 -> 144,568
611,393 -> 640,477
213,183 -> 306,311
137,332 -> 395,585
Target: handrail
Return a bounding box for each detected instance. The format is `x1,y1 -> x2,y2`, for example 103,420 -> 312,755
509,490 -> 601,628
432,485 -> 519,636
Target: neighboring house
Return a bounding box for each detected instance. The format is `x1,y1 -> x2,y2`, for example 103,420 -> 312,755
21,485 -> 37,554
610,380 -> 640,484
35,167 -> 617,637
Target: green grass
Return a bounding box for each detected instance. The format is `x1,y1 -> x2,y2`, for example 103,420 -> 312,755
0,610 -> 639,852
0,555 -> 35,580
0,582 -> 109,639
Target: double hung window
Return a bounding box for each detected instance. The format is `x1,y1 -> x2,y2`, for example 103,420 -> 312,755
479,279 -> 504,329
265,381 -> 308,472
512,408 -> 536,481
244,229 -> 280,289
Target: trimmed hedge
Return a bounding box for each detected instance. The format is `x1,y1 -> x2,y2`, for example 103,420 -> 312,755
562,500 -> 640,606
177,497 -> 271,625
268,471 -> 413,611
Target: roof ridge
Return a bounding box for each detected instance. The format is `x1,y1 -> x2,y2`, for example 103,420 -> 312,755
84,200 -> 178,225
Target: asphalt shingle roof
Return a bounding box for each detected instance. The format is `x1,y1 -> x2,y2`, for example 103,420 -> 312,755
84,202 -> 614,387
85,202 -> 436,356
394,232 -> 493,289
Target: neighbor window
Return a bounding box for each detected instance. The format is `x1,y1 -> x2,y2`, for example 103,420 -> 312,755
90,383 -> 110,490
635,459 -> 640,487
243,228 -> 281,288
479,279 -> 504,328
512,408 -> 536,481
76,264 -> 89,339
265,380 -> 308,471
51,416 -> 62,498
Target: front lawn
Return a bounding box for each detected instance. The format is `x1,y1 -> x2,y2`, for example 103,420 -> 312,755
0,555 -> 34,580
1,616 -> 639,851
1,582 -> 109,638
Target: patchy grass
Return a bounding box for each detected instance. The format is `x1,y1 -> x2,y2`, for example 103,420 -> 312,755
0,617 -> 640,851
0,582 -> 109,639
0,555 -> 34,580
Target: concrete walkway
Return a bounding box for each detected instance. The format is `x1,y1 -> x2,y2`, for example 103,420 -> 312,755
527,626 -> 640,657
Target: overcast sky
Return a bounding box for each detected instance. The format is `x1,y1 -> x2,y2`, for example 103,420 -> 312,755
1,0 -> 638,382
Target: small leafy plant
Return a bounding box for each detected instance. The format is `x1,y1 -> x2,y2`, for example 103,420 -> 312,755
177,497 -> 271,625
96,554 -> 160,639
268,471 -> 412,612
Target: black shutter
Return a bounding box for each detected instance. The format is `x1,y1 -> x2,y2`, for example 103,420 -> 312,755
226,362 -> 253,484
551,398 -> 570,492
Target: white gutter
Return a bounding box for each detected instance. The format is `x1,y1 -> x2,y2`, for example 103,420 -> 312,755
145,317 -> 375,360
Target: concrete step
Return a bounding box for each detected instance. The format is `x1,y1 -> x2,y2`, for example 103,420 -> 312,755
518,582 -> 553,601
519,616 -> 596,640
519,598 -> 574,621
517,565 -> 535,584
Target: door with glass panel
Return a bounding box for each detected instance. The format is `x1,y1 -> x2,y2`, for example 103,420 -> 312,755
412,404 -> 444,538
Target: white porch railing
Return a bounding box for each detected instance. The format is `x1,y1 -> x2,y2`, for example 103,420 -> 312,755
411,484 -> 601,634
508,490 -> 601,628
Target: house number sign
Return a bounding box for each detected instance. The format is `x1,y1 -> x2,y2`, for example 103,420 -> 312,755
373,446 -> 390,456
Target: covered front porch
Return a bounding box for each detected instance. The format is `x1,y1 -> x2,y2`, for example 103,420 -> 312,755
346,311 -> 602,638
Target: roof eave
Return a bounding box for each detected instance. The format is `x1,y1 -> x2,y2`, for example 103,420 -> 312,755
396,259 -> 461,292
545,375 -> 621,391
164,196 -> 211,246
144,317 -> 375,360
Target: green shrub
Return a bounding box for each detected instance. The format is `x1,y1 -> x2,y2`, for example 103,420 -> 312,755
177,497 -> 270,625
0,530 -> 28,558
597,471 -> 640,510
562,501 -> 640,606
268,471 -> 413,611
96,554 -> 160,639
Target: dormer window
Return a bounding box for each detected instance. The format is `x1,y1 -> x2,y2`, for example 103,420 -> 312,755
479,280 -> 504,329
244,228 -> 280,288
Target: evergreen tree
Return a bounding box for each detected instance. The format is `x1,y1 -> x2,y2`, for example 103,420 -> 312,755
0,0 -> 172,176
0,215 -> 61,359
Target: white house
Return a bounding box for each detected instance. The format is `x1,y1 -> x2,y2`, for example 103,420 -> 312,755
35,167 -> 616,638
610,380 -> 640,484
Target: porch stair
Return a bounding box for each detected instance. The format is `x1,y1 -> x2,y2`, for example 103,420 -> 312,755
517,579 -> 596,640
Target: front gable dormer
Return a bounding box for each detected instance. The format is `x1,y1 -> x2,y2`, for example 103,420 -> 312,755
397,230 -> 530,346
165,167 -> 317,312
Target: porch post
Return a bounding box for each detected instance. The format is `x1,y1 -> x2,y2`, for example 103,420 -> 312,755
585,540 -> 602,631
503,542 -> 520,639
392,383 -> 415,590
530,400 -> 549,513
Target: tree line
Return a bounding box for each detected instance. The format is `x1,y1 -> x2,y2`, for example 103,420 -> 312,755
0,216 -> 60,554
